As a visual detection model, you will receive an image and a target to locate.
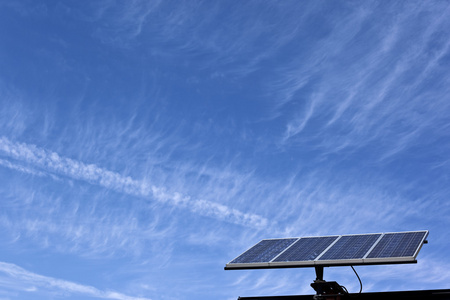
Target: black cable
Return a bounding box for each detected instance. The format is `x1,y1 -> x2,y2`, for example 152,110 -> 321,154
340,266 -> 363,298
351,265 -> 363,294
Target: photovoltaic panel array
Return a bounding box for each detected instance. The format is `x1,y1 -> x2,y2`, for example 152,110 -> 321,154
225,231 -> 428,270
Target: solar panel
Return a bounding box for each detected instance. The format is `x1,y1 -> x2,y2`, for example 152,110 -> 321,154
318,234 -> 381,261
229,238 -> 298,266
273,236 -> 338,263
225,231 -> 428,270
365,231 -> 428,262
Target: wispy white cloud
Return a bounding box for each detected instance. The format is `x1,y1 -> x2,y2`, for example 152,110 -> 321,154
0,203 -> 172,259
271,2 -> 450,161
90,0 -> 163,44
0,136 -> 268,229
0,262 -> 151,300
282,90 -> 321,141
268,4 -> 371,109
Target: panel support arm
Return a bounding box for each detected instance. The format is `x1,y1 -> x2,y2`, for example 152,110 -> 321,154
314,266 -> 324,282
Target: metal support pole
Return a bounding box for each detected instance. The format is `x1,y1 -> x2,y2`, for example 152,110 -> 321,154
315,266 -> 324,282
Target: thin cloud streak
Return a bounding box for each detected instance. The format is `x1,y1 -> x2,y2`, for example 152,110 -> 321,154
0,262 -> 151,300
0,158 -> 50,178
273,2 -> 450,161
0,136 -> 268,229
92,0 -> 163,44
282,91 -> 321,141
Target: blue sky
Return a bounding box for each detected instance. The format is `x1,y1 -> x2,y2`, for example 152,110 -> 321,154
1,1 -> 450,299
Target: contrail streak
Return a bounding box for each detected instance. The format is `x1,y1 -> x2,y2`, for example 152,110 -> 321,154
0,136 -> 268,229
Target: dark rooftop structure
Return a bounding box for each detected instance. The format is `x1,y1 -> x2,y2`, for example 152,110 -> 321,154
237,289 -> 450,300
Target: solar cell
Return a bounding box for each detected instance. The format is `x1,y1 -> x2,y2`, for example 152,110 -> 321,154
318,234 -> 381,260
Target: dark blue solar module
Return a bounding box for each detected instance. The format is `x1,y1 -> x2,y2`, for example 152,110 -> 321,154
318,234 -> 381,260
273,236 -> 338,262
225,231 -> 428,269
366,231 -> 427,258
230,238 -> 297,264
